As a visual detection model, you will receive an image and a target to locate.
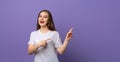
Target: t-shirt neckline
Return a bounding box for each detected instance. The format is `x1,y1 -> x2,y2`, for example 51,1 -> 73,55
38,29 -> 51,35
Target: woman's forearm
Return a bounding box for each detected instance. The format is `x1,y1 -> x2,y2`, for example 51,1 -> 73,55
28,39 -> 48,55
28,44 -> 39,55
57,39 -> 69,55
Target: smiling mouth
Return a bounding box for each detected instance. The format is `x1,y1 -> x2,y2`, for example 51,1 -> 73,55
40,21 -> 44,23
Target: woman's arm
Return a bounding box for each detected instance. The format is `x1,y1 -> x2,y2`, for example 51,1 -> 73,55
28,44 -> 39,55
56,28 -> 73,55
28,38 -> 50,55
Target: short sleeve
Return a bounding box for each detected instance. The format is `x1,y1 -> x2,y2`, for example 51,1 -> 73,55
28,32 -> 35,44
54,32 -> 62,48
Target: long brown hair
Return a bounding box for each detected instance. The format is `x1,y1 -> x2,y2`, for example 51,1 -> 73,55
36,10 -> 56,31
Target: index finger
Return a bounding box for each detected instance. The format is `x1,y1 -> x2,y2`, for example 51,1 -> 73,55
69,28 -> 73,32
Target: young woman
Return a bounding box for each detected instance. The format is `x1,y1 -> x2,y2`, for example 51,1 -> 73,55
28,10 -> 73,62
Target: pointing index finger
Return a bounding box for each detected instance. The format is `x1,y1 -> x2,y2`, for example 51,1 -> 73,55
69,28 -> 73,32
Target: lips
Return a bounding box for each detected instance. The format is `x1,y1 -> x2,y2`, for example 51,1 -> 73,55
40,21 -> 44,23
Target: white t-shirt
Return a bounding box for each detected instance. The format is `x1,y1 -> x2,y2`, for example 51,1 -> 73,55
28,29 -> 62,62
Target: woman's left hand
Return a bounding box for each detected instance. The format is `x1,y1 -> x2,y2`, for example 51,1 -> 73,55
65,28 -> 73,41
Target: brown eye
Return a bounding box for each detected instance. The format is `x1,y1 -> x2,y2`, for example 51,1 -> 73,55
44,16 -> 48,18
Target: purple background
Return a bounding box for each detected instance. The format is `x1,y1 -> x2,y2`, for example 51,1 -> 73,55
0,0 -> 120,62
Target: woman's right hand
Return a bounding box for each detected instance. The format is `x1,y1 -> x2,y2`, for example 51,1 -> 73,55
37,38 -> 50,47
28,38 -> 50,55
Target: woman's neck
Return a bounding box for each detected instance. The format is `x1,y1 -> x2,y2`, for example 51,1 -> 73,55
40,26 -> 49,33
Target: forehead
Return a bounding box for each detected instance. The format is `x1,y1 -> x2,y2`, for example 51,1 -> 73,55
40,12 -> 49,16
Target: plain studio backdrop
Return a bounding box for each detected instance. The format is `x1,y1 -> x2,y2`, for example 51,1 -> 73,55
0,0 -> 120,62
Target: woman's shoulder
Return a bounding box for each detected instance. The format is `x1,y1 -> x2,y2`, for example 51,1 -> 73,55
50,30 -> 60,35
30,30 -> 39,35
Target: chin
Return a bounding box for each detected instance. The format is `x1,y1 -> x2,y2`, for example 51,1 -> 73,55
40,24 -> 47,27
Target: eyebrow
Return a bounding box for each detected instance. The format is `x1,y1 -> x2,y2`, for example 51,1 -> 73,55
40,15 -> 48,17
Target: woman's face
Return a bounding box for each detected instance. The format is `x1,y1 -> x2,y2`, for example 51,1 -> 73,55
38,12 -> 49,27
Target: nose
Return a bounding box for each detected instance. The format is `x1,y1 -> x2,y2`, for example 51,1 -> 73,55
41,17 -> 44,20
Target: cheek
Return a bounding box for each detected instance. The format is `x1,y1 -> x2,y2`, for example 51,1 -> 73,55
44,19 -> 49,23
38,18 -> 41,21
